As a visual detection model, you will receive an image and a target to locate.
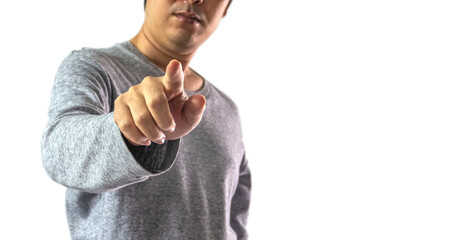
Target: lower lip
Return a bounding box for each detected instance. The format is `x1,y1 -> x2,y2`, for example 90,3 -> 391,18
175,15 -> 200,25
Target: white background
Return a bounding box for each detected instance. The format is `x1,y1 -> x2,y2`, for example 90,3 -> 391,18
1,0 -> 449,239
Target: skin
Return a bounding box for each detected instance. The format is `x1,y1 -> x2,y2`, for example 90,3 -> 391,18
114,0 -> 230,146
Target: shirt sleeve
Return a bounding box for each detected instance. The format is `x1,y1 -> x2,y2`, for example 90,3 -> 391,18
41,50 -> 179,194
230,153 -> 252,240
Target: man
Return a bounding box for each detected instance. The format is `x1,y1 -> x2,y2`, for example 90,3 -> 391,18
41,0 -> 251,239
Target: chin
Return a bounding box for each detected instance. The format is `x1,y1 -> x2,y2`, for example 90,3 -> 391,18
168,35 -> 202,54
172,43 -> 199,55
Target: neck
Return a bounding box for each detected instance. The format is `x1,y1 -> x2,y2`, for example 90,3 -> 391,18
130,28 -> 195,74
130,28 -> 204,92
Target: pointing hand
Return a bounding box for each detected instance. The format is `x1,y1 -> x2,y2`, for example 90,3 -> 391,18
114,59 -> 206,146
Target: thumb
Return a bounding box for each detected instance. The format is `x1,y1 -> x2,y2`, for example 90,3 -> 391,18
184,94 -> 206,126
163,59 -> 184,99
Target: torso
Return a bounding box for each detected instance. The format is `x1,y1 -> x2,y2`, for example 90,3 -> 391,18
184,68 -> 205,92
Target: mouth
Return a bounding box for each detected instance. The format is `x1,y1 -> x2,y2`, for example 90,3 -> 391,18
173,11 -> 201,25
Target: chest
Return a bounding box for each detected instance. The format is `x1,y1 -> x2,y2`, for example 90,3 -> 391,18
170,96 -> 245,191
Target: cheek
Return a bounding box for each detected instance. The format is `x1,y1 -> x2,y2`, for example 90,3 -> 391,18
147,8 -> 169,34
147,1 -> 171,25
205,3 -> 228,27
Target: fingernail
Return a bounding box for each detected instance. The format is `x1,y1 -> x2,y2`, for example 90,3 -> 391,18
155,135 -> 166,145
143,138 -> 151,146
169,123 -> 176,132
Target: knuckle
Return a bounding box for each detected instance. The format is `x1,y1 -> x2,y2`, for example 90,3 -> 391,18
143,76 -> 159,85
134,114 -> 148,126
143,76 -> 152,82
114,95 -> 123,105
147,95 -> 166,109
118,120 -> 135,132
128,85 -> 138,94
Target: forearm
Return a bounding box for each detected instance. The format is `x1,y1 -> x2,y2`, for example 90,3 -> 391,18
41,112 -> 179,193
41,50 -> 182,193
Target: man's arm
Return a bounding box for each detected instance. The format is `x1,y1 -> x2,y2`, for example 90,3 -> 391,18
230,154 -> 252,240
41,51 -> 204,193
41,51 -> 175,193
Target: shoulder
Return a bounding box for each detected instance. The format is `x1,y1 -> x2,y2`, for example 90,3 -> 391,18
62,43 -> 123,66
208,82 -> 240,113
55,45 -> 127,90
57,42 -> 131,79
58,48 -> 104,75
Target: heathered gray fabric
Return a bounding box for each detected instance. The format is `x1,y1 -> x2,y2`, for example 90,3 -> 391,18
41,41 -> 251,240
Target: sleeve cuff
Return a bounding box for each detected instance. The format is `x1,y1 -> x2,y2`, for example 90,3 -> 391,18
123,135 -> 180,174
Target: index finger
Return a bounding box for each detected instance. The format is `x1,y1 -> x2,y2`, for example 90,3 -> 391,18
163,59 -> 184,99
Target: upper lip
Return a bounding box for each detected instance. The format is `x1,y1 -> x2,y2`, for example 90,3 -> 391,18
174,11 -> 201,22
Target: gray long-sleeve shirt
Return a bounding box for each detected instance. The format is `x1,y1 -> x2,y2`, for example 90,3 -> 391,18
41,41 -> 251,240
